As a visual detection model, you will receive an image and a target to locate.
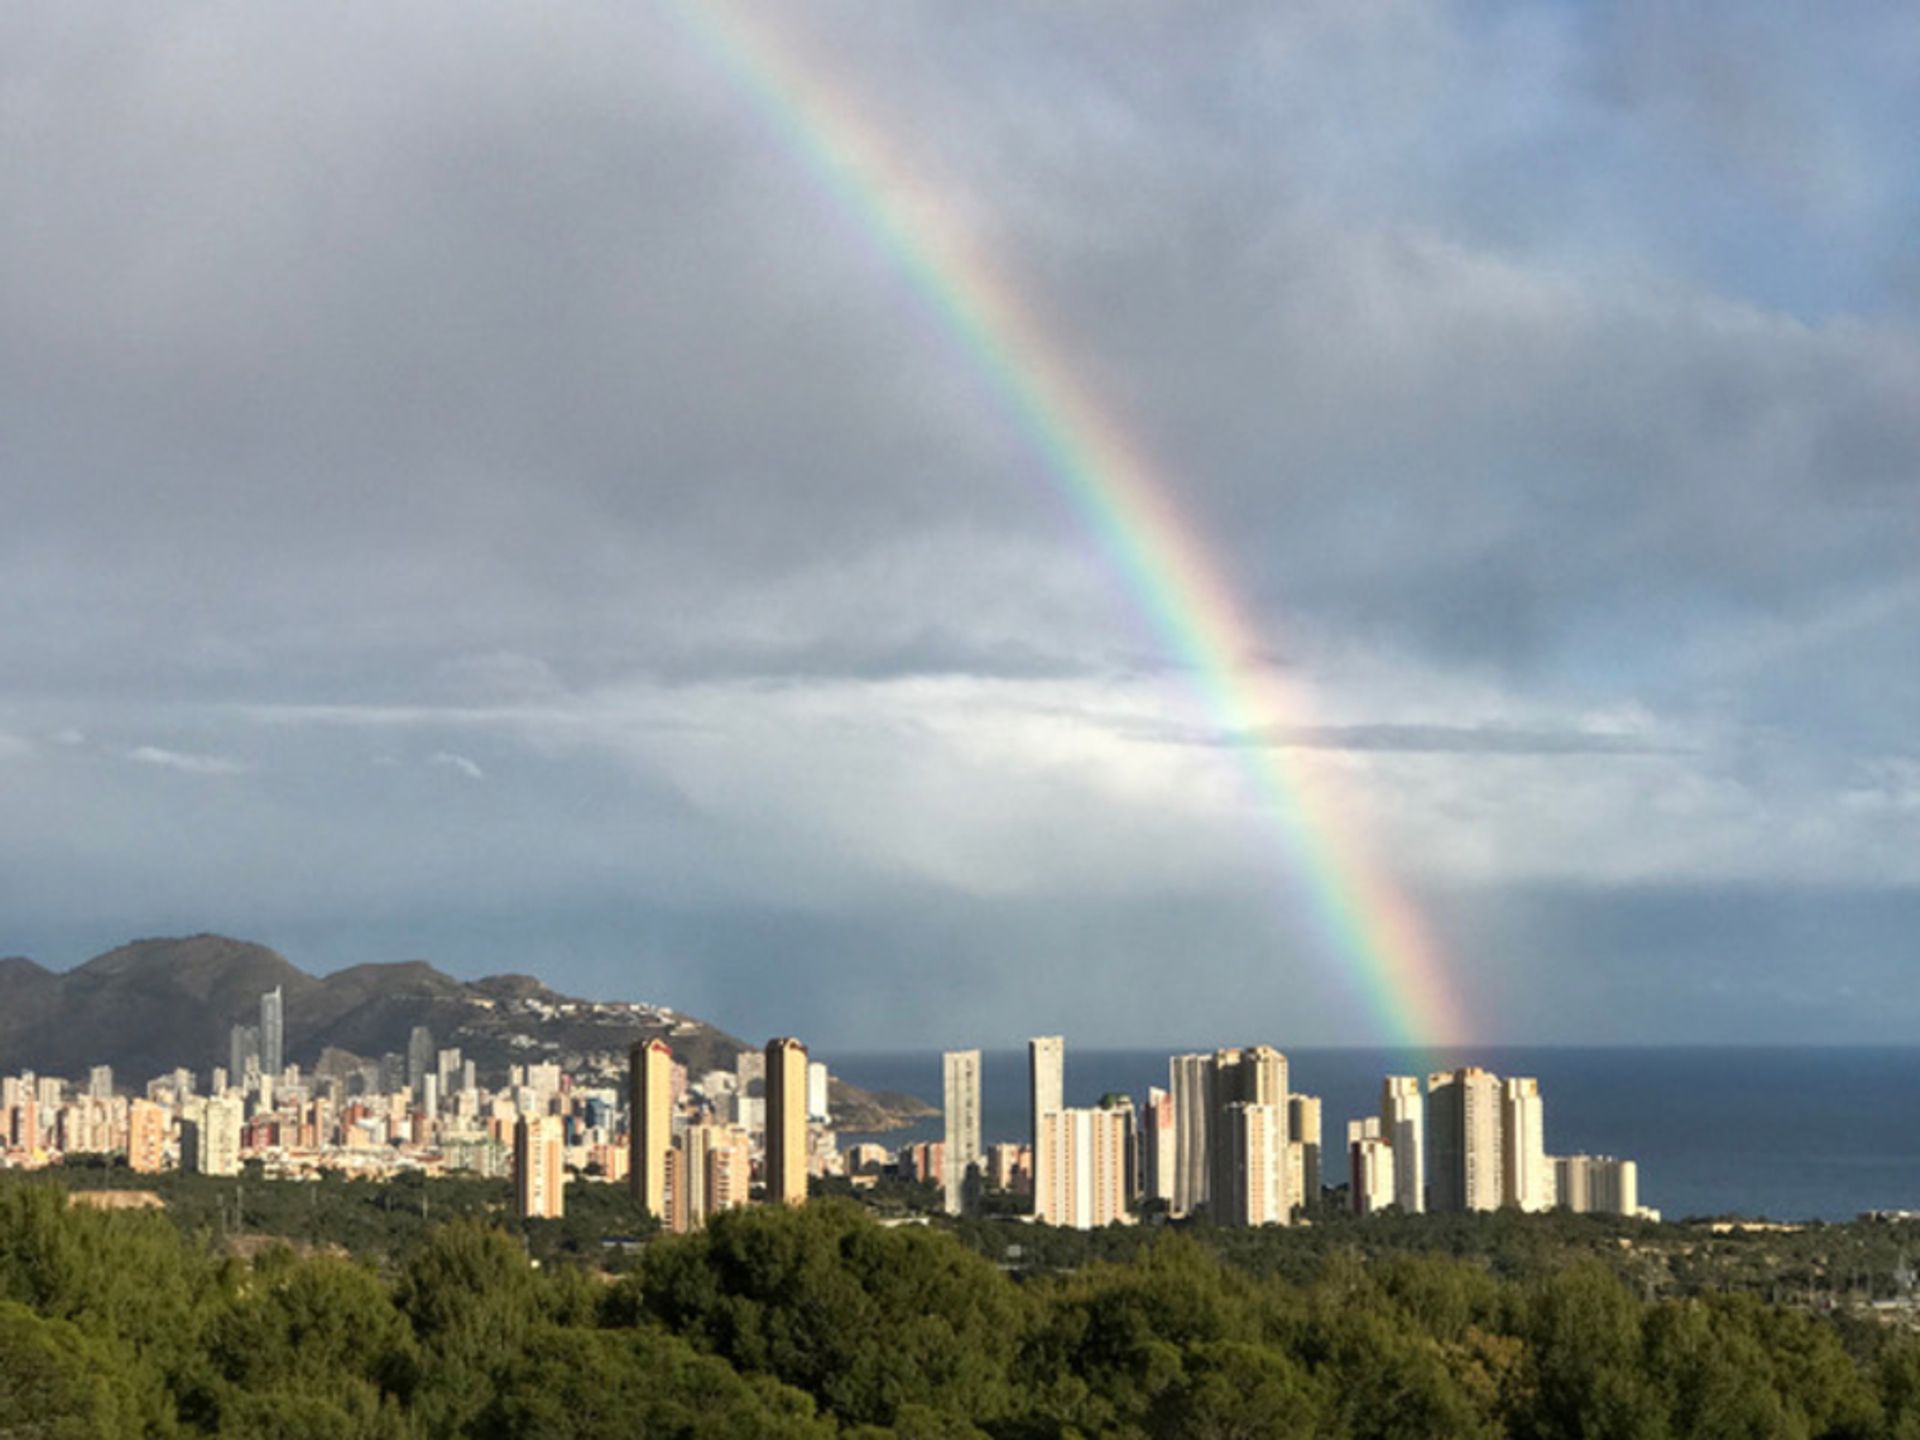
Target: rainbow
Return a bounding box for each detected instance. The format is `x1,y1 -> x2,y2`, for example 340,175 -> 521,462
662,2 -> 1469,1048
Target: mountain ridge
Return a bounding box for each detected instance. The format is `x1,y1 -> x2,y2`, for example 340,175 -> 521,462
0,934 -> 932,1131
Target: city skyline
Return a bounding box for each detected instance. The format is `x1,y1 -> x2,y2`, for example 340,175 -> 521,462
5,5 -> 1920,1049
4,1005 -> 1654,1227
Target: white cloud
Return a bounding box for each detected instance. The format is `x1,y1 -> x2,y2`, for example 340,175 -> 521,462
125,745 -> 250,776
429,751 -> 486,782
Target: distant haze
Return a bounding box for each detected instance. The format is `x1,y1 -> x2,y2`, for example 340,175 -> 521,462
3,3 -> 1918,1047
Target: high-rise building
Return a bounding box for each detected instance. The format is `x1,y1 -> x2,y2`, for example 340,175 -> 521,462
629,1039 -> 675,1222
437,1047 -> 463,1094
1098,1092 -> 1140,1203
1554,1155 -> 1636,1216
86,1065 -> 113,1101
260,986 -> 284,1079
942,1049 -> 982,1216
1209,1046 -> 1289,1224
672,1123 -> 751,1233
514,1114 -> 565,1219
1288,1094 -> 1323,1213
183,1096 -> 243,1177
1028,1036 -> 1064,1215
1381,1076 -> 1426,1215
1142,1086 -> 1177,1206
1035,1106 -> 1129,1229
1427,1067 -> 1503,1212
228,1025 -> 260,1089
1501,1077 -> 1552,1212
1219,1101 -> 1289,1226
1169,1053 -> 1212,1216
764,1037 -> 809,1207
407,1026 -> 435,1094
806,1061 -> 830,1123
1348,1116 -> 1396,1215
126,1099 -> 168,1174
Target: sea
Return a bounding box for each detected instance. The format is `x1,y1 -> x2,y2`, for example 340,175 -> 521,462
822,1046 -> 1920,1223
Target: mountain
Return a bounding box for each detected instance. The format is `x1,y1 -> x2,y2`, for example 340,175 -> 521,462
0,934 -> 933,1130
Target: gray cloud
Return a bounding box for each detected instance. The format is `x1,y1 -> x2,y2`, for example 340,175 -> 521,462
2,2 -> 1918,1044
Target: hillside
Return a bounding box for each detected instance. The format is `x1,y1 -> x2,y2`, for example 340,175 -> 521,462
0,934 -> 932,1130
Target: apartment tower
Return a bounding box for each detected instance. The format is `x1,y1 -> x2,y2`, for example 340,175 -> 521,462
629,1039 -> 675,1222
1209,1046 -> 1289,1225
1427,1067 -> 1503,1212
942,1049 -> 982,1216
1169,1053 -> 1212,1216
1381,1076 -> 1426,1214
260,985 -> 284,1079
1501,1077 -> 1552,1212
764,1036 -> 809,1206
1142,1085 -> 1177,1206
1348,1116 -> 1397,1215
1028,1035 -> 1065,1216
514,1113 -> 565,1219
1035,1106 -> 1129,1229
1288,1093 -> 1323,1214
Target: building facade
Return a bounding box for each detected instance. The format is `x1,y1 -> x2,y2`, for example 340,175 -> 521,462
629,1039 -> 675,1222
1501,1076 -> 1553,1212
1035,1106 -> 1128,1229
1028,1035 -> 1064,1216
514,1113 -> 565,1219
764,1036 -> 809,1207
1382,1075 -> 1426,1214
943,1049 -> 982,1216
1427,1067 -> 1503,1212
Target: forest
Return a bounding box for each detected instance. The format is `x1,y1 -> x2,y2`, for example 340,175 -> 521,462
9,1180 -> 1920,1438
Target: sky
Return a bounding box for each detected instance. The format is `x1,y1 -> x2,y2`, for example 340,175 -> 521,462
3,1 -> 1919,1049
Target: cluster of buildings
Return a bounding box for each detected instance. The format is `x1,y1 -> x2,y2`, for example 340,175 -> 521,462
1344,1066 -> 1648,1220
926,1042 -> 1653,1230
1,988 -> 1651,1234
1,987 -> 841,1232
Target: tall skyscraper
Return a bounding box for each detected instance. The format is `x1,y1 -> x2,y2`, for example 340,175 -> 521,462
1169,1053 -> 1212,1216
942,1049 -> 982,1216
629,1039 -> 675,1222
407,1026 -> 436,1094
1142,1086 -> 1176,1206
514,1114 -> 565,1219
1501,1077 -> 1551,1212
806,1061 -> 830,1123
1218,1101 -> 1289,1226
1035,1106 -> 1128,1229
259,986 -> 284,1078
1348,1116 -> 1396,1215
1209,1046 -> 1288,1223
1288,1094 -> 1323,1214
126,1099 -> 167,1174
87,1065 -> 113,1101
1427,1067 -> 1503,1212
1381,1076 -> 1426,1215
228,1025 -> 260,1089
1028,1036 -> 1064,1215
764,1037 -> 809,1207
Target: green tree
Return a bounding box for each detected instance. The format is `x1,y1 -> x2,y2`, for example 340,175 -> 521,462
0,1300 -> 149,1440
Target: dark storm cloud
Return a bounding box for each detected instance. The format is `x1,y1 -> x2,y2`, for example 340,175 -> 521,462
3,2 -> 1919,1043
